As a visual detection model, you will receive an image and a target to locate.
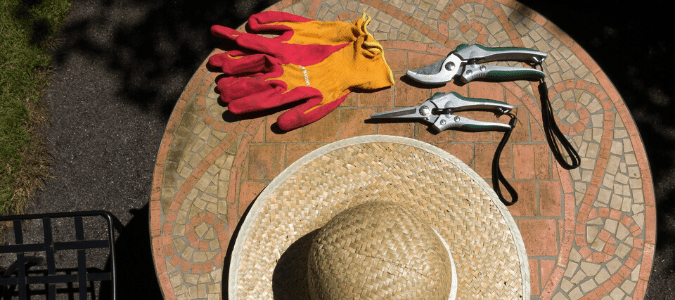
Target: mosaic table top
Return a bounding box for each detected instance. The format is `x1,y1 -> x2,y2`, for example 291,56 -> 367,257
149,0 -> 656,299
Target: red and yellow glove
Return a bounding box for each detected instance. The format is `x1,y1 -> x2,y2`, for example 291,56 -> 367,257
209,12 -> 367,69
209,13 -> 394,131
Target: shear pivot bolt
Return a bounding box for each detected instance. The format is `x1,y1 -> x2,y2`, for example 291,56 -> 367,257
454,116 -> 460,122
480,65 -> 486,71
445,62 -> 455,71
440,119 -> 447,125
419,105 -> 431,116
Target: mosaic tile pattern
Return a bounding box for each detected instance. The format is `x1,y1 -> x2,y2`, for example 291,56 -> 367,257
150,0 -> 656,299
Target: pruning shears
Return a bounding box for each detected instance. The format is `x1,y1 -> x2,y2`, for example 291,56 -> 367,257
406,44 -> 548,84
369,92 -> 513,132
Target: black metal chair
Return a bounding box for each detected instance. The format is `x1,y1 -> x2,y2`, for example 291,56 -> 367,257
0,211 -> 116,300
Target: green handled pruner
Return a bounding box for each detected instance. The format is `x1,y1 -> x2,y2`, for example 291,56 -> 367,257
406,44 -> 547,84
369,92 -> 513,132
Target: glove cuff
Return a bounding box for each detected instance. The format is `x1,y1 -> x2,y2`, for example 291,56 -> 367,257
349,14 -> 395,89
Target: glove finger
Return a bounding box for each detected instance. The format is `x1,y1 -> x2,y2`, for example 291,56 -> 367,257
276,91 -> 350,131
217,77 -> 273,103
209,53 -> 280,76
229,85 -> 320,114
211,25 -> 280,56
247,12 -> 312,41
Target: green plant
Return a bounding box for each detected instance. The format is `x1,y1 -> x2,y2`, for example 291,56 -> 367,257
0,0 -> 70,214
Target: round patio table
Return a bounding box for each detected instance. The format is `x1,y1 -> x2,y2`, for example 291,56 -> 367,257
149,0 -> 656,299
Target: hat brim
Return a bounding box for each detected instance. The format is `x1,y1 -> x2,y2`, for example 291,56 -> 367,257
228,135 -> 530,300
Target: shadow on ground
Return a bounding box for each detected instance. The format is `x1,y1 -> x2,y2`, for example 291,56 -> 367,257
99,205 -> 162,300
8,0 -> 674,298
51,0 -> 279,121
15,0 -> 279,298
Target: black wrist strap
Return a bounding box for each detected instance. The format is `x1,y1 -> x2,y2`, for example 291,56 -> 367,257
493,114 -> 518,206
537,80 -> 581,170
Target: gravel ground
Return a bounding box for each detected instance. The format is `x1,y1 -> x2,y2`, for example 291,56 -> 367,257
2,0 -> 673,299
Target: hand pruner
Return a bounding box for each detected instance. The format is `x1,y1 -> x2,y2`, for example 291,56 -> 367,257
406,44 -> 548,84
369,92 -> 514,132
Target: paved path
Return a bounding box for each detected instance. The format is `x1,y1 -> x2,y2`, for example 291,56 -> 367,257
150,1 -> 657,299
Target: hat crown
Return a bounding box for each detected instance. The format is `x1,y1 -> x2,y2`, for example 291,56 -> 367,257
307,201 -> 453,300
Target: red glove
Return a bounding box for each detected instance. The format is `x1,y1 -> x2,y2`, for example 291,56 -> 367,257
209,12 -> 359,74
209,13 -> 394,131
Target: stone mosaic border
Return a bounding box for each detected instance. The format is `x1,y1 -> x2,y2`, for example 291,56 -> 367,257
149,0 -> 656,299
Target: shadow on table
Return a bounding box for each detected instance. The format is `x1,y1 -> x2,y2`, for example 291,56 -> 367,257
99,205 -> 163,300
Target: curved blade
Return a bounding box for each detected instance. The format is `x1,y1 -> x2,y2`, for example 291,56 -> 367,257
406,54 -> 462,84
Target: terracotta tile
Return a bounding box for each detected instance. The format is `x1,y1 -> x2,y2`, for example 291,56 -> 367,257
339,108 -> 378,139
391,41 -> 426,52
468,81 -> 505,101
302,111 -> 340,143
169,255 -> 181,267
415,123 -> 453,144
509,107 -> 530,143
191,264 -> 202,274
265,112 -> 303,143
539,180 -> 561,217
474,143 -> 497,178
475,143 -> 512,180
228,202 -> 238,236
519,219 -> 558,256
635,280 -> 648,299
163,223 -> 173,235
437,22 -> 448,38
539,259 -> 556,286
393,74 -> 431,107
376,120 -> 415,138
407,52 -> 443,73
426,44 -> 450,57
529,113 -> 547,142
513,144 -> 535,179
529,259 -> 540,295
341,93 -> 357,107
202,262 -> 213,273
384,50 -> 407,72
458,23 -> 470,33
198,241 -> 209,251
238,181 -> 266,216
534,144 -> 551,179
286,144 -> 325,166
506,180 -> 536,217
180,261 -> 191,272
250,120 -> 266,143
634,238 -> 644,249
437,143 -> 474,168
248,144 -> 285,180
233,134 -> 252,169
430,82 -> 468,97
357,89 -> 393,108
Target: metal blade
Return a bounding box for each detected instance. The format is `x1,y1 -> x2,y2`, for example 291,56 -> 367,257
406,54 -> 463,84
369,104 -> 437,124
370,108 -> 419,119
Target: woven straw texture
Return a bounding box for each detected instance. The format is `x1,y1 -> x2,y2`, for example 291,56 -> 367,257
308,201 -> 453,300
229,135 -> 529,300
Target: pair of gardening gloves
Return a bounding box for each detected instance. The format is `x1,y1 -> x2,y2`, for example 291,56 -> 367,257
209,12 -> 395,131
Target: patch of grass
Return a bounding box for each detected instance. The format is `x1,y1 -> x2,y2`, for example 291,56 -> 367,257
0,0 -> 70,214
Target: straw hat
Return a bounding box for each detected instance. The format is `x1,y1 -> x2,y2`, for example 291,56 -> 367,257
228,135 -> 530,300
